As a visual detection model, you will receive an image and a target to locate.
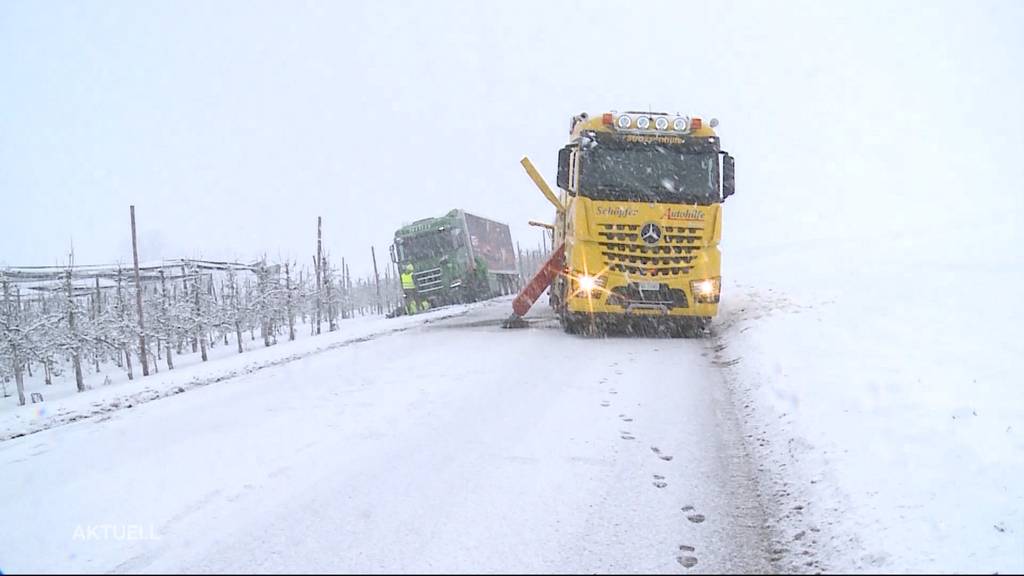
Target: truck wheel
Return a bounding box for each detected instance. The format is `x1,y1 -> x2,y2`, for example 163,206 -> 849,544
670,318 -> 711,338
696,317 -> 712,337
549,278 -> 566,309
559,311 -> 580,334
561,312 -> 598,336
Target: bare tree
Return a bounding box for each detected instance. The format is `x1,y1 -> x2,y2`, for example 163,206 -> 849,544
315,217 -> 323,335
193,267 -> 209,362
227,267 -> 244,354
159,269 -> 174,371
63,269 -> 85,392
285,262 -> 296,341
130,206 -> 149,376
115,267 -> 135,380
2,278 -> 27,406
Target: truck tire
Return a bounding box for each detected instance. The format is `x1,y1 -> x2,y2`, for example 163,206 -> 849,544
561,311 -> 599,336
670,317 -> 711,339
559,310 -> 579,334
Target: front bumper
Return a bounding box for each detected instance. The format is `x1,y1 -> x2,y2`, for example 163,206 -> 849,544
565,276 -> 720,317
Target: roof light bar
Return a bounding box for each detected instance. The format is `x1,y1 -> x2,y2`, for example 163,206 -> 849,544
610,112 -> 705,134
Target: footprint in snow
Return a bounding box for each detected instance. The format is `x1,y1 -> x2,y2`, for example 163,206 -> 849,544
650,446 -> 674,461
652,474 -> 667,488
621,432 -> 635,440
677,555 -> 698,568
676,546 -> 699,569
601,400 -> 611,407
680,505 -> 706,523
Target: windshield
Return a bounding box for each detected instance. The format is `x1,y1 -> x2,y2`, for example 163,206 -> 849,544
579,145 -> 720,205
398,230 -> 454,262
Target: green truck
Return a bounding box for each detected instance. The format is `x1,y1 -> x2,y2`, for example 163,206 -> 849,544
391,209 -> 519,312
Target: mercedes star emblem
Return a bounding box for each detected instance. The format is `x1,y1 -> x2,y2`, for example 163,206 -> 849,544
640,222 -> 662,244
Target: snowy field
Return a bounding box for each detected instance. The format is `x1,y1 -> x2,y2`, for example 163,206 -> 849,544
718,220 -> 1024,573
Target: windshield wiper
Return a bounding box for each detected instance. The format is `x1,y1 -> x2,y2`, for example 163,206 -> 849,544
655,190 -> 715,205
593,185 -> 660,202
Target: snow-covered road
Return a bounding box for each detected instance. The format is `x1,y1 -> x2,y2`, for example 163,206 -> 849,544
0,299 -> 773,574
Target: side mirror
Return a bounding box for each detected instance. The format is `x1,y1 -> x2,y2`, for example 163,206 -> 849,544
722,153 -> 736,200
556,146 -> 571,190
389,244 -> 397,264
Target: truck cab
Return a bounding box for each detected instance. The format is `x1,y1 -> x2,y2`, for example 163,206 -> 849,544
549,111 -> 736,335
391,209 -> 519,311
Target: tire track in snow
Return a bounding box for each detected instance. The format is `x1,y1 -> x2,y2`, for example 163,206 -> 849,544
707,311 -> 824,573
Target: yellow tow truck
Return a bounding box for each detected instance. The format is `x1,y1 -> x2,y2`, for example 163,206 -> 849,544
511,110 -> 736,336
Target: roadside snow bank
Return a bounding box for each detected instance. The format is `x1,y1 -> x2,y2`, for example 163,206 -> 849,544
0,304 -> 481,443
717,225 -> 1024,573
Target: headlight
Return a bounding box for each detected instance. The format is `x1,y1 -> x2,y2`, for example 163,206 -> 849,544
693,279 -> 715,295
617,115 -> 631,129
673,117 -> 689,131
574,273 -> 607,297
577,275 -> 597,293
636,116 -> 651,129
655,117 -> 669,130
690,277 -> 721,303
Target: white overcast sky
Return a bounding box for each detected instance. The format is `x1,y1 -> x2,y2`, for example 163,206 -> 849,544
2,0 -> 1021,276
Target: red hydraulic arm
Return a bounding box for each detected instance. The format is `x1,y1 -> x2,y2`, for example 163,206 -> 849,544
505,156 -> 566,327
510,243 -> 565,319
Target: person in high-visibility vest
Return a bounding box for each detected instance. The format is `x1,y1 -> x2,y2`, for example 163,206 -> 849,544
401,264 -> 417,314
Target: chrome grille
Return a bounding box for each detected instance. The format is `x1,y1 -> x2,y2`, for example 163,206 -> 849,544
596,223 -> 704,278
413,268 -> 443,292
